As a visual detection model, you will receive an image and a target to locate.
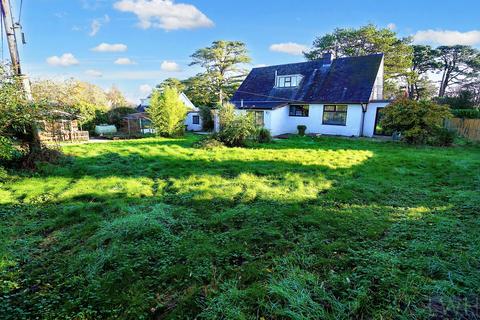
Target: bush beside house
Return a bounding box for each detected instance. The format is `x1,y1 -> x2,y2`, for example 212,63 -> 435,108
380,98 -> 454,145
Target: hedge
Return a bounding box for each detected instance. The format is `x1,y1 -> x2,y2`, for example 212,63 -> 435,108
451,109 -> 480,119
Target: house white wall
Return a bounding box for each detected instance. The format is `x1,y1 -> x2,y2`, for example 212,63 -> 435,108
239,102 -> 390,137
185,112 -> 202,131
264,104 -> 363,136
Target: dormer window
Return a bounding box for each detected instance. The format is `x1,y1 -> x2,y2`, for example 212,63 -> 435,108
276,74 -> 303,88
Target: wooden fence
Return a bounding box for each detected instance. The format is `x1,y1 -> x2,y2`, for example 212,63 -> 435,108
445,118 -> 480,141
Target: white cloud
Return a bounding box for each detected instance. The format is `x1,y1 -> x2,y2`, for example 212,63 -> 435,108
253,64 -> 268,68
139,84 -> 152,95
46,53 -> 79,67
85,69 -> 103,77
113,0 -> 214,30
161,60 -> 181,72
90,14 -> 110,36
269,42 -> 308,56
413,29 -> 480,46
92,42 -> 128,52
115,57 -> 136,65
387,23 -> 397,31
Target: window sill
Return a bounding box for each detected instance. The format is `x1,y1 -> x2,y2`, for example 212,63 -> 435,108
289,115 -> 309,117
322,123 -> 347,126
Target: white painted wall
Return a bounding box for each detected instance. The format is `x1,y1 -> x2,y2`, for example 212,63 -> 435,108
185,112 -> 203,131
363,101 -> 390,137
266,104 -> 364,137
238,103 -> 390,137
370,56 -> 385,100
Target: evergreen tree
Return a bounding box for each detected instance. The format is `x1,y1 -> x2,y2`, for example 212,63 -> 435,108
147,87 -> 187,137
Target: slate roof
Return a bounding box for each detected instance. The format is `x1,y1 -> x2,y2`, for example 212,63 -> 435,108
231,53 -> 383,109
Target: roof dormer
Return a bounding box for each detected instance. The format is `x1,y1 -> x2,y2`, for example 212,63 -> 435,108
275,72 -> 303,88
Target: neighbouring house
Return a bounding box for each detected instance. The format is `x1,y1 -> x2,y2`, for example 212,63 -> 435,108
136,91 -> 203,132
231,53 -> 391,137
38,110 -> 89,142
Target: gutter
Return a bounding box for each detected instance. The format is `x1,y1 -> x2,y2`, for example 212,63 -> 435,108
360,103 -> 368,137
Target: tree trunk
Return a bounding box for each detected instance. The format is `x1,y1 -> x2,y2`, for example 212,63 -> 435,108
439,67 -> 451,97
27,124 -> 42,155
408,84 -> 415,99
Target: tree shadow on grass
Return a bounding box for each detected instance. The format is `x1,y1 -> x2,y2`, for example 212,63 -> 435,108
2,138 -> 480,319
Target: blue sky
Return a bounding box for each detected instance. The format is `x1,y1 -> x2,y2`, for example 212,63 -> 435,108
8,0 -> 480,103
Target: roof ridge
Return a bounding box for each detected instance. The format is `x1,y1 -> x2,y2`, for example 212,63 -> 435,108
252,53 -> 384,70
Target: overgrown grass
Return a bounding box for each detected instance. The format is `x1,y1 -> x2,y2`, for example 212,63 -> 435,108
1,134 -> 479,319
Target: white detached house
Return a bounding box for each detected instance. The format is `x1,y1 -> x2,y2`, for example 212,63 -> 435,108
231,53 -> 390,137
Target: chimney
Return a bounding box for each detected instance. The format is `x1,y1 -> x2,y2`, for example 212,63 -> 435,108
322,52 -> 333,66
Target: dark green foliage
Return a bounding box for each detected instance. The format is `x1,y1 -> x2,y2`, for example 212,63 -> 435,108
0,137 -> 22,162
435,46 -> 480,97
106,107 -> 137,128
451,108 -> 480,119
190,40 -> 251,105
198,105 -> 214,131
1,135 -> 480,319
256,128 -> 272,143
429,128 -> 456,146
297,125 -> 307,136
437,90 -> 477,109
381,98 -> 453,144
305,24 -> 413,86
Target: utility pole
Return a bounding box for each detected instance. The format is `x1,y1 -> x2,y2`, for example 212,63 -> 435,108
1,0 -> 32,99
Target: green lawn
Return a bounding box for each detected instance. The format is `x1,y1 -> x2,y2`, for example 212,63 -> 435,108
1,135 -> 479,319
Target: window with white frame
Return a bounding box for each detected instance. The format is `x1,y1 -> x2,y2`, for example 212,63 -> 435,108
276,74 -> 303,88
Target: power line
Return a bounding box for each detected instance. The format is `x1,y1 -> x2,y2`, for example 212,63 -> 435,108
17,0 -> 23,25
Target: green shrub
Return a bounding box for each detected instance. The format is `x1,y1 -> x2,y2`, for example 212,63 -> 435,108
0,165 -> 8,182
429,128 -> 456,146
198,105 -> 214,131
0,137 -> 22,162
218,103 -> 236,129
193,135 -> 225,149
452,109 -> 480,119
297,125 -> 307,136
148,87 -> 187,137
217,103 -> 259,146
380,98 -> 453,145
256,127 -> 272,143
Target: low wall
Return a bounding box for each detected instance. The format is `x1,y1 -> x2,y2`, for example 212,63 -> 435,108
445,118 -> 480,141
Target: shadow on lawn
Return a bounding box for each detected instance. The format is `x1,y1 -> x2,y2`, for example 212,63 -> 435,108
2,138 -> 479,319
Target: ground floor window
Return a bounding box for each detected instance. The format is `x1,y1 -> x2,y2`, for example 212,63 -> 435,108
192,115 -> 200,125
250,111 -> 264,127
289,105 -> 309,117
322,105 -> 347,126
